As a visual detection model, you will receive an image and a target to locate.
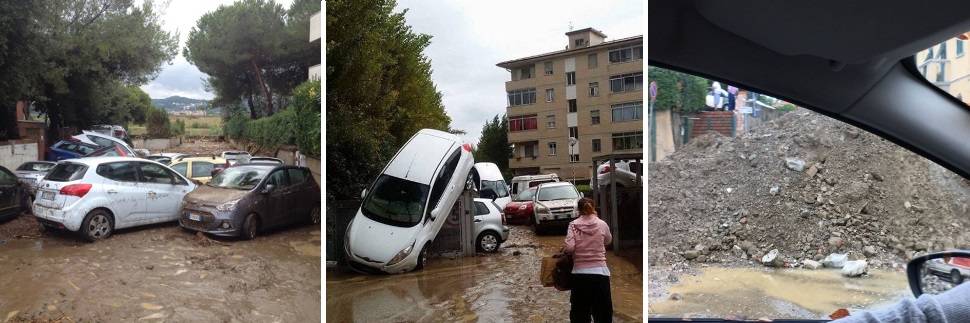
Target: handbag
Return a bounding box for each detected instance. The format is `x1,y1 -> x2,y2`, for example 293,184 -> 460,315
552,251 -> 574,291
540,256 -> 557,287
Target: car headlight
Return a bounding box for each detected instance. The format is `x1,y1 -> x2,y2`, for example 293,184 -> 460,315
535,203 -> 550,214
386,241 -> 416,266
216,199 -> 241,211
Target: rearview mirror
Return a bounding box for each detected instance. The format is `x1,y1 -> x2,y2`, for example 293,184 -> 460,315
360,189 -> 367,199
262,184 -> 276,194
907,250 -> 970,297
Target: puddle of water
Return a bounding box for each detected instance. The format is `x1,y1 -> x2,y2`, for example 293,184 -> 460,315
649,267 -> 910,319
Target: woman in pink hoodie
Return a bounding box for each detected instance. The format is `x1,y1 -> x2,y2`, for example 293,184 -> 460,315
564,198 -> 613,323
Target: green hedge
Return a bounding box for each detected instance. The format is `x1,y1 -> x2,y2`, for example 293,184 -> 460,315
224,80 -> 321,158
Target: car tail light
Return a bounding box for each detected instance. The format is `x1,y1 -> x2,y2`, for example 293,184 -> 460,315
501,211 -> 507,225
60,184 -> 92,197
462,143 -> 472,152
599,165 -> 612,174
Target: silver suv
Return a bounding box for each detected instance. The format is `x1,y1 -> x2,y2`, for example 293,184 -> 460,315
532,182 -> 581,234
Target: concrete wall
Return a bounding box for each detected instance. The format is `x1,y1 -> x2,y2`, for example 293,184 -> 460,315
653,109 -> 677,161
132,137 -> 181,151
0,141 -> 39,171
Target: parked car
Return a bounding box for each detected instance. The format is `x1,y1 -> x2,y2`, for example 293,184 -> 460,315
145,153 -> 188,165
0,165 -> 27,221
509,174 -> 559,197
221,151 -> 251,165
345,129 -> 474,274
83,142 -> 136,158
32,157 -> 196,241
926,256 -> 970,284
595,160 -> 643,188
503,187 -> 537,225
168,155 -> 229,184
248,156 -> 284,165
179,164 -> 320,239
46,140 -> 99,161
88,125 -> 132,146
472,162 -> 511,210
73,131 -> 141,157
15,161 -> 57,197
532,182 -> 581,233
472,198 -> 510,253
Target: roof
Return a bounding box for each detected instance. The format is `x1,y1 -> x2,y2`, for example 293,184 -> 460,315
496,35 -> 642,68
62,156 -> 147,165
566,27 -> 607,38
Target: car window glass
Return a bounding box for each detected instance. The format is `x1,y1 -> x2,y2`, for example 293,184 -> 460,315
360,174 -> 430,227
474,201 -> 490,215
481,180 -> 509,198
17,163 -> 54,172
287,168 -> 307,186
76,144 -> 96,154
45,163 -> 87,182
0,169 -> 15,185
266,169 -> 289,187
427,149 -> 461,216
87,135 -> 114,147
191,162 -> 214,177
515,188 -> 536,201
96,162 -> 138,182
138,163 -> 174,184
918,35 -> 970,104
171,162 -> 188,177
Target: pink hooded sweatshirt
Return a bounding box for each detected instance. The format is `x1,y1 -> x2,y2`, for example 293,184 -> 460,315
563,214 -> 612,270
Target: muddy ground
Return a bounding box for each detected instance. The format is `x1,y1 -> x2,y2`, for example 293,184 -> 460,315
326,225 -> 643,322
0,139 -> 321,322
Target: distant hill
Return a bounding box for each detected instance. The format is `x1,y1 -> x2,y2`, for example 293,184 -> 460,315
152,96 -> 210,112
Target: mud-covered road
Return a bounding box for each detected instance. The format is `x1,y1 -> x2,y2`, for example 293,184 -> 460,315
326,225 -> 643,322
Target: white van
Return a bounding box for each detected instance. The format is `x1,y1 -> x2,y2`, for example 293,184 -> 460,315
345,129 -> 474,274
472,162 -> 511,210
509,174 -> 560,197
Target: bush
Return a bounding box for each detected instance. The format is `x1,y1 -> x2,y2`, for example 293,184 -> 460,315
222,80 -> 320,157
291,80 -> 320,158
146,108 -> 172,138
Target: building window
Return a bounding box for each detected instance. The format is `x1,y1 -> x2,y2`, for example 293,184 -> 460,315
570,154 -> 579,163
589,82 -> 599,97
546,114 -> 556,128
591,110 -> 600,124
569,126 -> 578,139
568,99 -> 577,113
588,53 -> 598,69
544,61 -> 554,75
546,88 -> 554,102
592,139 -> 601,152
612,131 -> 643,151
523,142 -> 538,158
566,72 -> 576,86
610,73 -> 643,93
937,65 -> 946,83
575,38 -> 586,47
507,88 -> 536,106
958,40 -> 965,57
520,65 -> 534,79
608,45 -> 643,63
939,42 -> 947,59
509,114 -> 538,132
611,101 -> 643,122
548,142 -> 557,156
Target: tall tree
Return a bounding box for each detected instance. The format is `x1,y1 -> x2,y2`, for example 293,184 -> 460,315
326,0 -> 451,200
648,66 -> 708,114
475,114 -> 512,178
0,0 -> 47,139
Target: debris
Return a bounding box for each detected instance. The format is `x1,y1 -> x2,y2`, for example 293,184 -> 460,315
822,253 -> 848,268
801,259 -> 822,270
841,260 -> 868,277
761,249 -> 784,267
785,158 -> 806,172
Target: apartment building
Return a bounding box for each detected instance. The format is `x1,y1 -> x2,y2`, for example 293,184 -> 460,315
919,36 -> 970,101
497,28 -> 643,182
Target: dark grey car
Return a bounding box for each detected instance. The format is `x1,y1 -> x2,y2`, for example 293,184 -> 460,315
0,166 -> 26,221
178,164 -> 321,239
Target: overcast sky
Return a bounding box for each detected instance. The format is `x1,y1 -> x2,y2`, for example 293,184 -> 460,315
395,0 -> 642,144
140,0 -> 294,100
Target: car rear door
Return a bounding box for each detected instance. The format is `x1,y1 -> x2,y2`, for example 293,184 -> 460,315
94,162 -> 147,226
261,169 -> 290,228
136,162 -> 192,222
285,168 -> 312,223
0,168 -> 19,215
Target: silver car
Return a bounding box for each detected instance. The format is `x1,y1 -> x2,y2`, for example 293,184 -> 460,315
473,197 -> 510,253
15,161 -> 57,197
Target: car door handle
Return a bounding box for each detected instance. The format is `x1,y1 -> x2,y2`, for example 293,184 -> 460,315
107,189 -> 118,194
147,191 -> 157,196
474,218 -> 482,223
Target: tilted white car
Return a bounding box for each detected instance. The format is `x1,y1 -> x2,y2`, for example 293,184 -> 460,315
32,157 -> 196,241
345,129 -> 474,274
532,182 -> 582,233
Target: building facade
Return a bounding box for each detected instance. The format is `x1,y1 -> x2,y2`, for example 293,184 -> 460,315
919,36 -> 970,101
497,28 -> 643,182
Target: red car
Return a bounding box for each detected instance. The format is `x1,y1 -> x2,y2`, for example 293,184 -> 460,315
503,187 -> 537,224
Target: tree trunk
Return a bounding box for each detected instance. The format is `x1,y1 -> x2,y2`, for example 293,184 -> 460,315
0,103 -> 19,140
247,93 -> 258,119
249,59 -> 273,115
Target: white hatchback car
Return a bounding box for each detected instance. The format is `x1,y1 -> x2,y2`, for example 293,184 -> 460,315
345,129 -> 474,274
32,157 -> 196,241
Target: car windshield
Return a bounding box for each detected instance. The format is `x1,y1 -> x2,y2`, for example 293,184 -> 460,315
536,185 -> 577,201
917,34 -> 970,102
17,163 -> 54,172
514,188 -> 536,201
360,174 -> 429,227
207,166 -> 270,190
481,180 -> 509,198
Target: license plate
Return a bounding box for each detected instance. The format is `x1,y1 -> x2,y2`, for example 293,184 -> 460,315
41,191 -> 55,200
188,213 -> 201,221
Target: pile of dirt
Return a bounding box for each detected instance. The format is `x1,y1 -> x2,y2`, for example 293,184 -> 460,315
648,110 -> 970,269
0,212 -> 42,240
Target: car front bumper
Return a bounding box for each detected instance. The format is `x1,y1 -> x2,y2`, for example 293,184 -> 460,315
178,205 -> 244,237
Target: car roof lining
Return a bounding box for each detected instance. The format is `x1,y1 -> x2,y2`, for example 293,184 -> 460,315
650,0 -> 970,179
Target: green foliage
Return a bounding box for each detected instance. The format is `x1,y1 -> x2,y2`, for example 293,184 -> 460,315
224,114 -> 249,139
291,80 -> 321,158
778,103 -> 797,112
648,66 -> 708,114
474,114 -> 512,178
146,108 -> 172,138
223,80 -> 320,157
326,0 -> 451,199
185,0 -> 320,118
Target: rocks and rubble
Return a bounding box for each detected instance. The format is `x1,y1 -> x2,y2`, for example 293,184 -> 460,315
649,111 -> 970,269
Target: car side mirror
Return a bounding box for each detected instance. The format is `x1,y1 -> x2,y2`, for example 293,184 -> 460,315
907,250 -> 970,297
262,184 -> 276,194
429,206 -> 441,221
360,189 -> 367,199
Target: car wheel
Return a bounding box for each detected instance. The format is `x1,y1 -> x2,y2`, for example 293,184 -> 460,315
241,214 -> 259,240
80,209 -> 113,242
952,269 -> 964,284
477,231 -> 501,253
310,206 -> 321,224
415,244 -> 429,270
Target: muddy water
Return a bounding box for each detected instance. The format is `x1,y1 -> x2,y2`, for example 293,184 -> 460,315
0,223 -> 321,322
649,267 -> 910,319
326,225 -> 643,322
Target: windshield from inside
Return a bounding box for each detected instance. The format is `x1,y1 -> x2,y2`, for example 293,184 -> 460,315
361,174 -> 429,227
514,188 -> 536,201
481,180 -> 509,198
207,166 -> 271,190
917,34 -> 970,104
17,162 -> 54,172
536,185 -> 578,201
